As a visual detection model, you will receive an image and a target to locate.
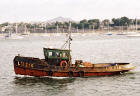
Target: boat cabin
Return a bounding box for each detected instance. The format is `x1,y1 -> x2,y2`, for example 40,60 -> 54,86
43,48 -> 70,66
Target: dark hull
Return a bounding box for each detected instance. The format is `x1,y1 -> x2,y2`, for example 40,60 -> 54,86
14,66 -> 124,77
13,56 -> 132,77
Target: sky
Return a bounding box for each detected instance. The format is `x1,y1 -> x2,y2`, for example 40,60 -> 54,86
0,0 -> 140,23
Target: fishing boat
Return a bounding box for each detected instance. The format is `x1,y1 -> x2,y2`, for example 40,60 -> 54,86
13,24 -> 135,77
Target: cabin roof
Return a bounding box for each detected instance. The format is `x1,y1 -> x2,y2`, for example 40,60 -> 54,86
43,48 -> 70,51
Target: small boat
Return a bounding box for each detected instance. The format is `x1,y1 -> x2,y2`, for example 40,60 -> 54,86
21,25 -> 30,36
104,32 -> 113,35
21,31 -> 30,36
116,32 -> 127,35
126,33 -> 140,37
5,34 -> 23,39
13,24 -> 135,77
5,24 -> 24,39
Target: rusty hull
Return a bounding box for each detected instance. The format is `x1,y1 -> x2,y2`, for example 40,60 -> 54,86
13,56 -> 133,77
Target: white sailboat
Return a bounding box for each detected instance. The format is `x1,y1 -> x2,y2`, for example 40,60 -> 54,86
104,22 -> 113,35
126,32 -> 140,37
41,23 -> 50,37
55,24 -> 61,36
21,24 -> 30,36
5,24 -> 24,39
126,19 -> 140,37
0,27 -> 5,38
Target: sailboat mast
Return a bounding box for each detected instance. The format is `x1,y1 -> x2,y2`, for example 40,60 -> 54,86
16,23 -> 18,34
57,24 -> 59,33
25,24 -> 27,33
136,18 -> 137,32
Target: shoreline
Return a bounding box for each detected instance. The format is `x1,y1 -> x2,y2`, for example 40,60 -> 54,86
0,30 -> 140,36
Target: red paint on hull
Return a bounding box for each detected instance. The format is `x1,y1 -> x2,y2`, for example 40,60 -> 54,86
14,66 -> 121,77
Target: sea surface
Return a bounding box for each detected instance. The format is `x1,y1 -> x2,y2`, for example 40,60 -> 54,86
0,33 -> 140,96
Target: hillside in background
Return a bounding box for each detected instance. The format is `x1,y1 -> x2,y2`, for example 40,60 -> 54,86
47,17 -> 74,23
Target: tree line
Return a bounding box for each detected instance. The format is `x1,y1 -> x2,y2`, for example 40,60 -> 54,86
0,16 -> 140,31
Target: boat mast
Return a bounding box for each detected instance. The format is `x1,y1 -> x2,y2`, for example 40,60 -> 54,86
68,22 -> 71,50
68,22 -> 72,65
60,22 -> 72,65
57,24 -> 59,33
136,18 -> 137,33
24,24 -> 26,34
16,23 -> 18,34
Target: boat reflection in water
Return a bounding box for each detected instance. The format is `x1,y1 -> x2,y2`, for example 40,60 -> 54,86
14,76 -> 76,88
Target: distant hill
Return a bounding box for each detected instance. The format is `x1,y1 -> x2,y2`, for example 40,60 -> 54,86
47,17 -> 74,23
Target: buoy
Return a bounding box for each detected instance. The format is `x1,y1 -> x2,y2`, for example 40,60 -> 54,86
60,61 -> 68,68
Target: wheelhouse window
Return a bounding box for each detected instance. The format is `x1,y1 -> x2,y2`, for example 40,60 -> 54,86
48,51 -> 56,57
63,52 -> 66,57
48,52 -> 52,56
56,52 -> 60,57
59,52 -> 62,57
63,52 -> 68,58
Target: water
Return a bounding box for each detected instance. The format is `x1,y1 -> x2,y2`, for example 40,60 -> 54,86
0,34 -> 140,96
